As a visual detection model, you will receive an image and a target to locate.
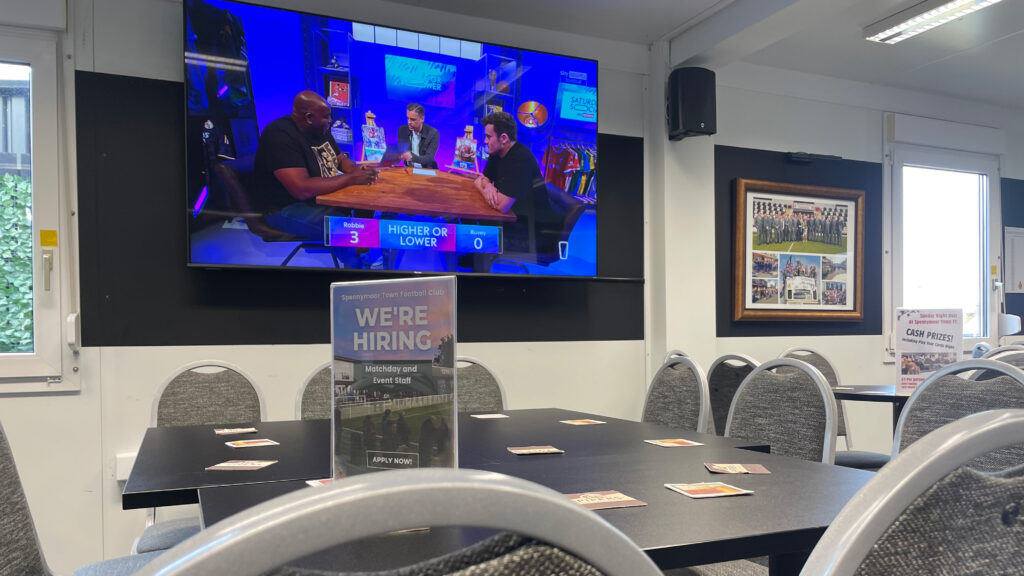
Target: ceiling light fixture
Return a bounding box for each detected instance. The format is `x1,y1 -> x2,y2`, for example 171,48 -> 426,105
864,0 -> 1003,44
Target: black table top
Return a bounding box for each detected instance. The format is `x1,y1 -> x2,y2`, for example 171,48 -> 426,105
122,419 -> 332,510
455,408 -> 769,464
196,408 -> 871,572
832,385 -> 903,402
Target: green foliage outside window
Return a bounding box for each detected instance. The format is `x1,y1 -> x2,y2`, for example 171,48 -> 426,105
0,172 -> 33,353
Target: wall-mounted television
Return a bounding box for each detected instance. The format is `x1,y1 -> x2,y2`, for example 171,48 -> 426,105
184,0 -> 599,277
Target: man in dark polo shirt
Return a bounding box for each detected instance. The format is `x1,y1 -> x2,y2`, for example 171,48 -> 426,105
254,90 -> 377,242
474,111 -> 561,256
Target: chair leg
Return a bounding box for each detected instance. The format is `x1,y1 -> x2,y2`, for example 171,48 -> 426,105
281,243 -> 305,266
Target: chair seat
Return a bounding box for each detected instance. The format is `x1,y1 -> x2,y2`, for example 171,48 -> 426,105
835,450 -> 890,471
73,550 -> 163,576
135,517 -> 202,554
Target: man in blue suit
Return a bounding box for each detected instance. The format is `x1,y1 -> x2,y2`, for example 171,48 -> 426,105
397,103 -> 439,169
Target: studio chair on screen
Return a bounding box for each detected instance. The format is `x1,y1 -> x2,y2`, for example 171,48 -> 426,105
212,156 -> 338,268
1,420 -> 162,576
129,468 -> 663,576
295,362 -> 332,420
779,348 -> 889,471
641,355 -> 712,433
456,356 -> 506,413
893,359 -> 1024,471
491,183 -> 592,273
726,358 -> 838,464
706,354 -> 759,436
131,361 -> 266,555
801,409 -> 1024,576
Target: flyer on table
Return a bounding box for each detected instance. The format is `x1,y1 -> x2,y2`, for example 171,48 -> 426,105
894,308 -> 962,395
330,276 -> 457,478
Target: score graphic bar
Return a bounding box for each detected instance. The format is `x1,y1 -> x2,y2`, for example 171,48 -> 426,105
326,217 -> 501,254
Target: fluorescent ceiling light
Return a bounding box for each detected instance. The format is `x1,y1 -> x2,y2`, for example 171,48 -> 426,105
864,0 -> 1003,44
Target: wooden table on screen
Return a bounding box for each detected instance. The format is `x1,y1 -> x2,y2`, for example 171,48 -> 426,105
197,408 -> 872,575
315,166 -> 517,222
832,385 -> 908,430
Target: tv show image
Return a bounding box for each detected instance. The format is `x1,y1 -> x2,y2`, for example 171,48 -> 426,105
185,0 -> 599,277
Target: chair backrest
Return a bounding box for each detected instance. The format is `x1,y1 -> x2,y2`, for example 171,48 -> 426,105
893,359 -> 1024,471
975,350 -> 1024,379
213,156 -> 292,241
641,356 -> 711,433
133,468 -> 663,576
980,343 -> 1024,358
0,421 -> 49,576
152,361 -> 265,427
662,349 -> 687,364
800,409 -> 1024,576
725,358 -> 837,464
706,354 -> 759,436
456,357 -> 506,413
295,362 -> 332,420
778,347 -> 849,440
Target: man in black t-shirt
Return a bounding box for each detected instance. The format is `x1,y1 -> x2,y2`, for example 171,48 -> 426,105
254,91 -> 377,242
475,111 -> 561,256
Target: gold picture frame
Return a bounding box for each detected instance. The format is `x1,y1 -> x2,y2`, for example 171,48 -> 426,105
733,178 -> 864,322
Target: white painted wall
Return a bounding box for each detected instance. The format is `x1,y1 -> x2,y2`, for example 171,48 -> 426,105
1,0 -> 65,30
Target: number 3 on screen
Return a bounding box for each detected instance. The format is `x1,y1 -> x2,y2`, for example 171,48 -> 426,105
350,231 -> 360,244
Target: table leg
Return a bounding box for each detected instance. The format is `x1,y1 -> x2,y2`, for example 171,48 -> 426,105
892,396 -> 909,431
769,549 -> 811,576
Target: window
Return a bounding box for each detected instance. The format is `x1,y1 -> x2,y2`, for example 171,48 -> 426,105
0,30 -> 65,385
888,143 -> 1001,350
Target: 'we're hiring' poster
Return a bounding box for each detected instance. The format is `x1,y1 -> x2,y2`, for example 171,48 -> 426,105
894,308 -> 962,395
330,276 -> 457,477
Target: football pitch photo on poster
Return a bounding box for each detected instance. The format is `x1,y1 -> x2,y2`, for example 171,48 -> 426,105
733,179 -> 864,322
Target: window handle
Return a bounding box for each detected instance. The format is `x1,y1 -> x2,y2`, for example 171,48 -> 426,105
42,249 -> 53,292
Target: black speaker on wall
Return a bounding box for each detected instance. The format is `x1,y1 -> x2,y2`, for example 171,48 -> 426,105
667,67 -> 716,140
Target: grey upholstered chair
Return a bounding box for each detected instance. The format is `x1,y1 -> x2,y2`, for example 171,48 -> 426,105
706,354 -> 759,436
1,420 -> 162,576
893,359 -> 1024,472
725,358 -> 838,464
779,348 -> 889,471
641,355 -> 712,433
973,349 -> 1024,380
663,348 -> 688,363
980,343 -> 1024,358
801,409 -> 1024,576
456,357 -> 506,413
133,361 -> 266,555
295,362 -> 331,420
130,469 -> 663,576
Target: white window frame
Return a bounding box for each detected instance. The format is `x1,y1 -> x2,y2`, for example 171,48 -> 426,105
883,113 -> 1003,359
0,27 -> 73,390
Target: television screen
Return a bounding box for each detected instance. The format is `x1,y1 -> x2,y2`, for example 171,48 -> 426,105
184,0 -> 599,277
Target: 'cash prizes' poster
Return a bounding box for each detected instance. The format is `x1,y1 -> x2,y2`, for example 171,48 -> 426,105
330,276 -> 456,477
895,308 -> 963,395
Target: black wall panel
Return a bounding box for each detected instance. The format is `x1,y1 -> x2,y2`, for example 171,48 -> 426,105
714,145 -> 884,337
1002,177 -> 1024,319
77,72 -> 643,346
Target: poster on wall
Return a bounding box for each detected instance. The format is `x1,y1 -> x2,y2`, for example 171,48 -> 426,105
733,179 -> 864,322
330,276 -> 457,478
894,308 -> 963,395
